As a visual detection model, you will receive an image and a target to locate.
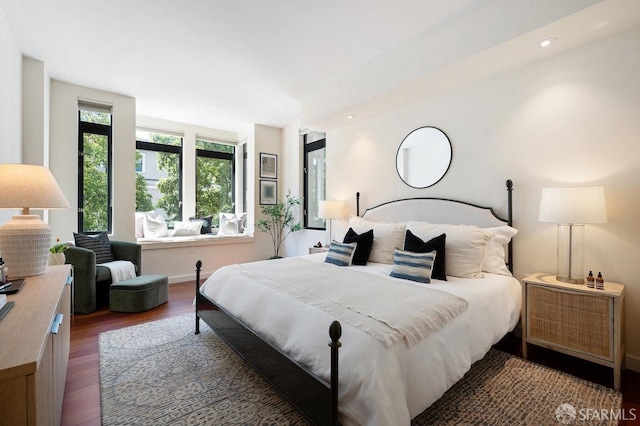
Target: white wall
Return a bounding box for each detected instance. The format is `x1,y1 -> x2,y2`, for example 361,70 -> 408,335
253,124 -> 287,258
0,8 -> 22,226
324,27 -> 640,368
49,80 -> 137,242
22,57 -> 49,167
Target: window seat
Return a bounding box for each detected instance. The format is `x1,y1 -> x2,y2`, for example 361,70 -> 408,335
138,233 -> 254,250
138,233 -> 258,283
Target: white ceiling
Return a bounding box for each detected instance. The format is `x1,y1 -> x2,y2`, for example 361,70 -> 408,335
1,0 -> 639,133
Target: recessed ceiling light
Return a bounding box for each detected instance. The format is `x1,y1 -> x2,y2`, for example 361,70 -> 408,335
347,115 -> 355,119
536,38 -> 556,48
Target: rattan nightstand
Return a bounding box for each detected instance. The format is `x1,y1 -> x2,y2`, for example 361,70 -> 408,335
521,272 -> 625,390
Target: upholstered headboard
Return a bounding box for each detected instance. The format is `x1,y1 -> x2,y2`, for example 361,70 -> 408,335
357,179 -> 514,272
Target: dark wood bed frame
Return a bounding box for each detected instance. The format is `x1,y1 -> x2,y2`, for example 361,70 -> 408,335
195,179 -> 513,425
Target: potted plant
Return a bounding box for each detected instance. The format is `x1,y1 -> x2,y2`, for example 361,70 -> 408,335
256,191 -> 302,258
49,238 -> 69,265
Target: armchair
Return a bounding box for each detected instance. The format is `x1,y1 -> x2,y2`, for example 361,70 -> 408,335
65,240 -> 141,314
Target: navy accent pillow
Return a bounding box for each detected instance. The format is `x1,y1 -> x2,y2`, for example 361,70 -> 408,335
189,216 -> 213,234
73,232 -> 114,264
404,230 -> 447,281
343,228 -> 374,266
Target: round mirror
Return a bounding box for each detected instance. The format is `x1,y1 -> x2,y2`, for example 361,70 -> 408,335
396,126 -> 452,188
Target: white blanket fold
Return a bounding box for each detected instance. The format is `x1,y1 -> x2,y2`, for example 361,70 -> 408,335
235,257 -> 468,347
101,260 -> 136,283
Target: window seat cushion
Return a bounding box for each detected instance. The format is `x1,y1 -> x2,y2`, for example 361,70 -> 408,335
137,233 -> 249,243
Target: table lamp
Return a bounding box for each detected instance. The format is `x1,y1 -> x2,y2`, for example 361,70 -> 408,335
0,164 -> 71,277
318,200 -> 346,245
538,186 -> 607,284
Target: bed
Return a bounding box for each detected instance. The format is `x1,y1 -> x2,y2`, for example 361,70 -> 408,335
195,180 -> 519,425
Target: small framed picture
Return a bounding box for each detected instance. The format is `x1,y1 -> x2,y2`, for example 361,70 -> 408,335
260,180 -> 277,205
260,153 -> 278,179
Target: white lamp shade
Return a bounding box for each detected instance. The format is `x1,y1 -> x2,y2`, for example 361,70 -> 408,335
538,186 -> 607,224
0,164 -> 70,277
0,163 -> 70,211
318,200 -> 346,220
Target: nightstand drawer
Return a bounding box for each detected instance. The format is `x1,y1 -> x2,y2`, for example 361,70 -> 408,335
527,284 -> 612,360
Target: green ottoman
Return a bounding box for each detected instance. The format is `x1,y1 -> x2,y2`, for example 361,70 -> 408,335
109,274 -> 169,313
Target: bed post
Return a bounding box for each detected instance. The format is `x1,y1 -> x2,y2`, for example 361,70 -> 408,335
195,260 -> 202,335
356,192 -> 360,217
329,320 -> 342,426
506,180 -> 514,274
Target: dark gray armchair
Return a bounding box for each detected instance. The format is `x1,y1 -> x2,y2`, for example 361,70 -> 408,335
65,241 -> 141,314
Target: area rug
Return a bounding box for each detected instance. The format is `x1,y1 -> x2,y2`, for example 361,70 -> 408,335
99,314 -> 622,425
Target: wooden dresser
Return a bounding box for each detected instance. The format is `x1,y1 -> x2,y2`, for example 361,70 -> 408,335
0,265 -> 72,426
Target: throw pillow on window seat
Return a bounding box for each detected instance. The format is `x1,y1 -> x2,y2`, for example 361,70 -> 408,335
172,221 -> 203,236
143,215 -> 169,238
135,210 -> 156,238
189,216 -> 214,234
218,213 -> 247,235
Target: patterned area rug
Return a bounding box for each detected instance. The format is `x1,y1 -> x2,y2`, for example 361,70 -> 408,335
99,314 -> 622,426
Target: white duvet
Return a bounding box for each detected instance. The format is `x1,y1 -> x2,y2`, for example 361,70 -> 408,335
200,254 -> 522,426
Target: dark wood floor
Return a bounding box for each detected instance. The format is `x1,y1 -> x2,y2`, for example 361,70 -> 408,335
61,281 -> 195,426
61,281 -> 640,425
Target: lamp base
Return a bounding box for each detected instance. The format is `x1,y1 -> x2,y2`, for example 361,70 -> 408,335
556,275 -> 585,285
556,224 -> 585,286
0,215 -> 51,278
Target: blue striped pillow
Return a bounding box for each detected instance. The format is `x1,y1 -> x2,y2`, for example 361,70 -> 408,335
390,248 -> 436,283
324,241 -> 358,267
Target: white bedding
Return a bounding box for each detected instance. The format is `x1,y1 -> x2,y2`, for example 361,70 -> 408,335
200,253 -> 521,426
234,258 -> 469,347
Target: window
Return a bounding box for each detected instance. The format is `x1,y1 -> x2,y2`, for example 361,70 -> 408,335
78,103 -> 113,233
195,139 -> 235,226
303,132 -> 326,229
135,153 -> 145,173
135,130 -> 183,226
242,143 -> 247,217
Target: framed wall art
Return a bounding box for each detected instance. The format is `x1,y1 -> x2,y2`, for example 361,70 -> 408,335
260,152 -> 277,179
260,180 -> 277,205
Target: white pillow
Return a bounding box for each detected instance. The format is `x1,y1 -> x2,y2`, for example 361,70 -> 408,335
143,215 -> 169,238
406,221 -> 492,278
219,213 -> 240,235
348,216 -> 406,264
235,212 -> 247,233
482,226 -> 518,276
135,211 -> 155,238
172,220 -> 203,236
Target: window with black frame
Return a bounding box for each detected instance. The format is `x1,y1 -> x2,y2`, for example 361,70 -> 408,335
135,130 -> 183,227
78,103 -> 113,233
195,138 -> 235,227
303,132 -> 326,229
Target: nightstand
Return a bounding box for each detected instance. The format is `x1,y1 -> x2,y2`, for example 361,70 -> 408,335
309,246 -> 329,254
521,272 -> 625,390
